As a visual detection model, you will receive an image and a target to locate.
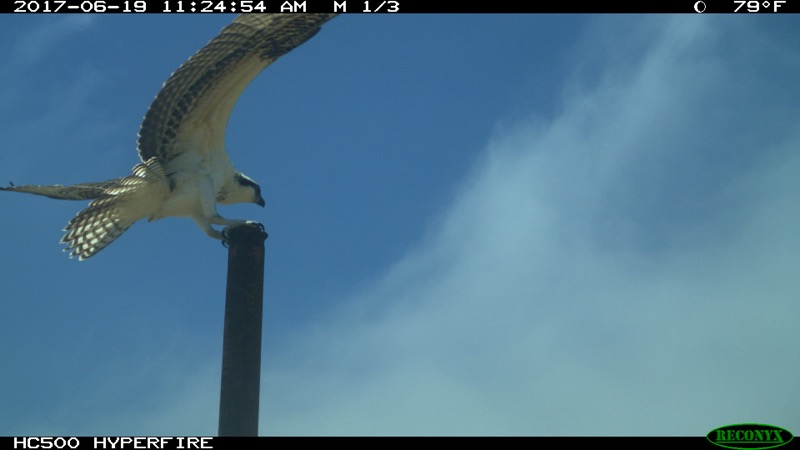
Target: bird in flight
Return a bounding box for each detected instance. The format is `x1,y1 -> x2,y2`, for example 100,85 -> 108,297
1,13 -> 337,260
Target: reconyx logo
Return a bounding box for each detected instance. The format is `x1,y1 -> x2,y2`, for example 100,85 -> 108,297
707,423 -> 793,450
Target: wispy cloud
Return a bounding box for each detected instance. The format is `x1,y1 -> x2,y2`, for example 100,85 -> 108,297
0,15 -> 129,180
0,15 -> 95,108
256,17 -> 800,435
6,15 -> 95,71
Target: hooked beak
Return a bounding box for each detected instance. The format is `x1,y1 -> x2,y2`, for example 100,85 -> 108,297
256,196 -> 265,207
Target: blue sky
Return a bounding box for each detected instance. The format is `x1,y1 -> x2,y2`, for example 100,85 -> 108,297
1,14 -> 798,436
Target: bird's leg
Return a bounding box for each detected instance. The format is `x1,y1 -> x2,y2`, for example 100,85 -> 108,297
209,214 -> 253,227
210,214 -> 262,231
209,214 -> 265,241
192,215 -> 224,240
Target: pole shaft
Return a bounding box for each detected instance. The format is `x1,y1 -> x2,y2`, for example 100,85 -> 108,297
218,223 -> 268,436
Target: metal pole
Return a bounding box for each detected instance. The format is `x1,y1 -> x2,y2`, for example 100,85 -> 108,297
218,223 -> 268,436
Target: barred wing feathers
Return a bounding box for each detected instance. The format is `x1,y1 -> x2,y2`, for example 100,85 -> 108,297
137,13 -> 338,163
0,180 -> 121,200
62,158 -> 170,260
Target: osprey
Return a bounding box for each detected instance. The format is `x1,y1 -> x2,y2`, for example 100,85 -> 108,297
1,14 -> 337,260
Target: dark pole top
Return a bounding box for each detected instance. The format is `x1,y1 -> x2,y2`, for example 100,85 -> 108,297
224,222 -> 268,249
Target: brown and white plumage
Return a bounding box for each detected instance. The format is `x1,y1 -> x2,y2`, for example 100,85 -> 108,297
0,14 -> 337,260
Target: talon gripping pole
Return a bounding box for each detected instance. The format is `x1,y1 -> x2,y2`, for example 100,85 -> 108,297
218,223 -> 268,436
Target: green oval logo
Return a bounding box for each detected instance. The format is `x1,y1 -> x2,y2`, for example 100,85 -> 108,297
707,423 -> 794,450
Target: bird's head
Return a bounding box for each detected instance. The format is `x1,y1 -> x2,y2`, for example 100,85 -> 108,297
226,173 -> 265,207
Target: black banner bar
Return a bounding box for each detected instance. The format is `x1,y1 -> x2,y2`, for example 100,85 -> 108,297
4,0 -> 800,14
1,436 -> 714,449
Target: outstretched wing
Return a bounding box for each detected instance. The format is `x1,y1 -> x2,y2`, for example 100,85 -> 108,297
62,196 -> 136,260
62,158 -> 170,260
0,180 -> 122,200
137,13 -> 338,164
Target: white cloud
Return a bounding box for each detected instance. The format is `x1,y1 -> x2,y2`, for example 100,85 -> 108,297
259,17 -> 800,435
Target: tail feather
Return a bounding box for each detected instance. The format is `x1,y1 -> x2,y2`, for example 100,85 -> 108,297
2,178 -> 140,260
62,197 -> 135,260
5,158 -> 168,260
